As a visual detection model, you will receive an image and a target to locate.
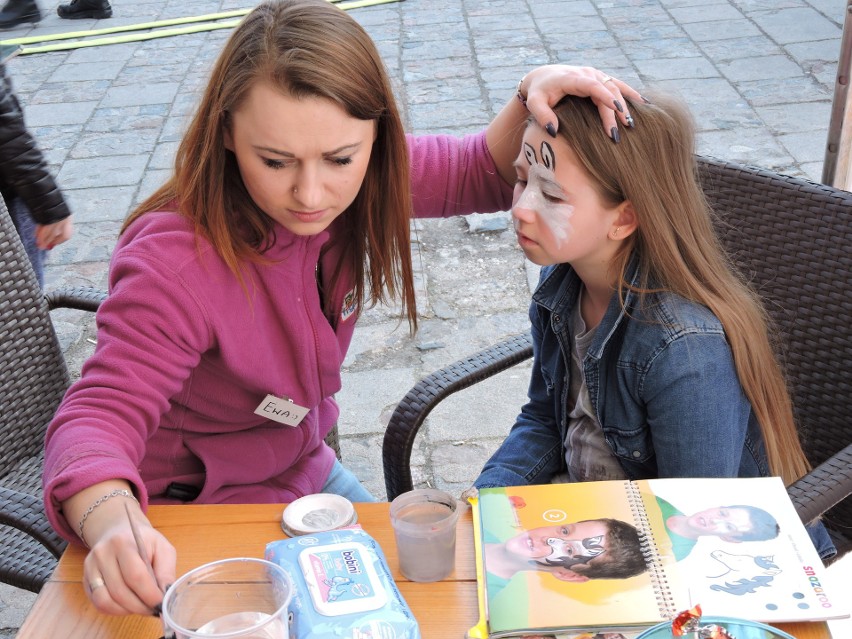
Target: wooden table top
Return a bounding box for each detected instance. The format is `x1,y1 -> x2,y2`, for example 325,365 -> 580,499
16,503 -> 832,639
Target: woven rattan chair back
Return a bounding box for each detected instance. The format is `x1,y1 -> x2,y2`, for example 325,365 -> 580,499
698,157 -> 852,553
0,195 -> 70,591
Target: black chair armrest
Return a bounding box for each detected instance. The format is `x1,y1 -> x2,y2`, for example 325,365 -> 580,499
786,442 -> 852,527
0,487 -> 67,558
383,332 -> 533,500
45,286 -> 107,312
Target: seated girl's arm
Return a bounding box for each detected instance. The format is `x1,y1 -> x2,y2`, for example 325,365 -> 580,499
639,333 -> 755,478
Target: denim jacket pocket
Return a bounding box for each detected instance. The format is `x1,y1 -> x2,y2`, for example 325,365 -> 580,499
603,423 -> 655,466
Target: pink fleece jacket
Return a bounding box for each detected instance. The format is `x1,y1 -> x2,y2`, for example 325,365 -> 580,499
43,131 -> 513,542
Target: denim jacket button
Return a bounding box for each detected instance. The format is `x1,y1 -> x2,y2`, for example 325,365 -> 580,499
632,450 -> 641,458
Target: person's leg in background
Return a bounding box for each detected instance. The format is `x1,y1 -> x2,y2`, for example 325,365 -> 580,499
57,0 -> 111,19
0,0 -> 41,29
8,196 -> 45,288
321,460 -> 377,503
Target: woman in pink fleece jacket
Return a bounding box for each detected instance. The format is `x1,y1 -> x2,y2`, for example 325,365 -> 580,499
42,0 -> 640,616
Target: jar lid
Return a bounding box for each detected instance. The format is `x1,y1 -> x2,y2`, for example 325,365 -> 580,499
281,494 -> 357,536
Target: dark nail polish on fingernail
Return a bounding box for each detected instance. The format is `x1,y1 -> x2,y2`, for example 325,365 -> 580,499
610,127 -> 620,143
152,603 -> 162,616
641,95 -> 651,104
626,115 -> 635,128
614,100 -> 624,113
545,122 -> 556,138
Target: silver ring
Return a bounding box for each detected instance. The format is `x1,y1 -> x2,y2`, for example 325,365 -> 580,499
601,75 -> 615,84
89,577 -> 106,591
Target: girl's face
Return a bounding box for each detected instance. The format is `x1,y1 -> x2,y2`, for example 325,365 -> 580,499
512,123 -> 623,268
224,81 -> 376,236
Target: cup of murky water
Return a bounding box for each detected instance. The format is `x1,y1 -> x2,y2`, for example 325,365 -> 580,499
389,488 -> 461,582
162,557 -> 292,639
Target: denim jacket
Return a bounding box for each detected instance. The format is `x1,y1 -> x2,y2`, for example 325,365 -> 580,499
476,259 -> 836,560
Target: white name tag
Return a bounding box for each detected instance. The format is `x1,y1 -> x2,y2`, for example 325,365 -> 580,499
255,395 -> 309,427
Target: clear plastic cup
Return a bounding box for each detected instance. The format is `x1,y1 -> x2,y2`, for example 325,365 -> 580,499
389,488 -> 461,582
162,557 -> 292,639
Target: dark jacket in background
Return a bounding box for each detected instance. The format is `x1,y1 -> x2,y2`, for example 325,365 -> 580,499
0,63 -> 71,225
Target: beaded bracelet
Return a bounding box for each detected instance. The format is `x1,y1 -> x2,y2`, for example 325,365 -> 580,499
78,488 -> 138,548
516,75 -> 528,108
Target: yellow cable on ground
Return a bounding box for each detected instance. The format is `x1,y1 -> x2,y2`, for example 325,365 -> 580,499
1,10 -> 251,45
1,0 -> 401,53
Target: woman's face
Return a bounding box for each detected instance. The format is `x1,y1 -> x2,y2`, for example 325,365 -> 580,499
224,80 -> 376,236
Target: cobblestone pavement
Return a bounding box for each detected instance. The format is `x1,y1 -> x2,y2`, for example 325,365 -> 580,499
1,0 -> 850,634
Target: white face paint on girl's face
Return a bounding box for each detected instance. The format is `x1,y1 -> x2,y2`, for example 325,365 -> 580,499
513,160 -> 575,249
512,124 -> 624,268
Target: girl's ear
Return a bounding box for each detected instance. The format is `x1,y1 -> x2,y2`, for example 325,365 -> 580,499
609,200 -> 637,240
223,115 -> 235,152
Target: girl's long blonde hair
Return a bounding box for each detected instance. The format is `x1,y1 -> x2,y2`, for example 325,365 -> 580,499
553,95 -> 808,485
124,0 -> 417,328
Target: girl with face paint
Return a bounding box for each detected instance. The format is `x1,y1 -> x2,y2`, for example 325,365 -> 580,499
477,94 -> 836,564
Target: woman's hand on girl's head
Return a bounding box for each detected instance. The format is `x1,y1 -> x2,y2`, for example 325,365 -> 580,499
83,516 -> 176,616
521,65 -> 644,141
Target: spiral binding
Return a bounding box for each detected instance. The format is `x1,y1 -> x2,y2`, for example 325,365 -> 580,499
624,480 -> 679,619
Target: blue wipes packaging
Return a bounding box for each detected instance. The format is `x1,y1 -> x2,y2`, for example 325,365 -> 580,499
265,528 -> 421,639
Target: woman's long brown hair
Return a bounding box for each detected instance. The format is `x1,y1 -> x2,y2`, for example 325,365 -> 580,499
124,0 -> 417,328
552,94 -> 808,485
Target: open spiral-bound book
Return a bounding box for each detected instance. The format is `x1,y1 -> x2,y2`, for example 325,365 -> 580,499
467,477 -> 848,638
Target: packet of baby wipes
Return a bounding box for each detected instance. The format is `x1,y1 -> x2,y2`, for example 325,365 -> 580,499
265,527 -> 420,639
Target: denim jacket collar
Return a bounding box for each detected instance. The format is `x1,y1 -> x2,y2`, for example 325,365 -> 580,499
532,255 -> 642,360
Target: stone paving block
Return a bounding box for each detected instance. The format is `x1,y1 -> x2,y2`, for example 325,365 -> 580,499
24,100 -> 99,126
718,54 -> 805,82
696,128 -> 796,171
423,366 -> 533,442
630,39 -> 707,64
336,369 -> 419,436
786,39 -> 843,71
100,82 -> 181,108
779,129 -> 830,163
65,45 -> 137,66
669,3 -> 744,23
29,80 -> 111,105
136,169 -> 172,203
697,35 -> 782,61
47,60 -> 128,84
86,104 -> 169,133
758,100 -> 833,134
635,56 -> 720,82
57,154 -> 150,189
70,128 -> 160,159
738,75 -> 832,107
680,18 -> 760,41
650,77 -> 760,130
750,7 -> 840,45
149,140 -> 179,170
63,185 -> 136,224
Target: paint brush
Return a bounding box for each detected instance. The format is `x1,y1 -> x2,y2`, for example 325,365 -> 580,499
124,501 -> 172,636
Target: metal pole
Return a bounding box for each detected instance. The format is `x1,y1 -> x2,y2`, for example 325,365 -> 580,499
822,0 -> 852,187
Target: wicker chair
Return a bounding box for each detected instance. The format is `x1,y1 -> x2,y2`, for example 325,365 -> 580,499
383,157 -> 852,563
0,195 -> 106,592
